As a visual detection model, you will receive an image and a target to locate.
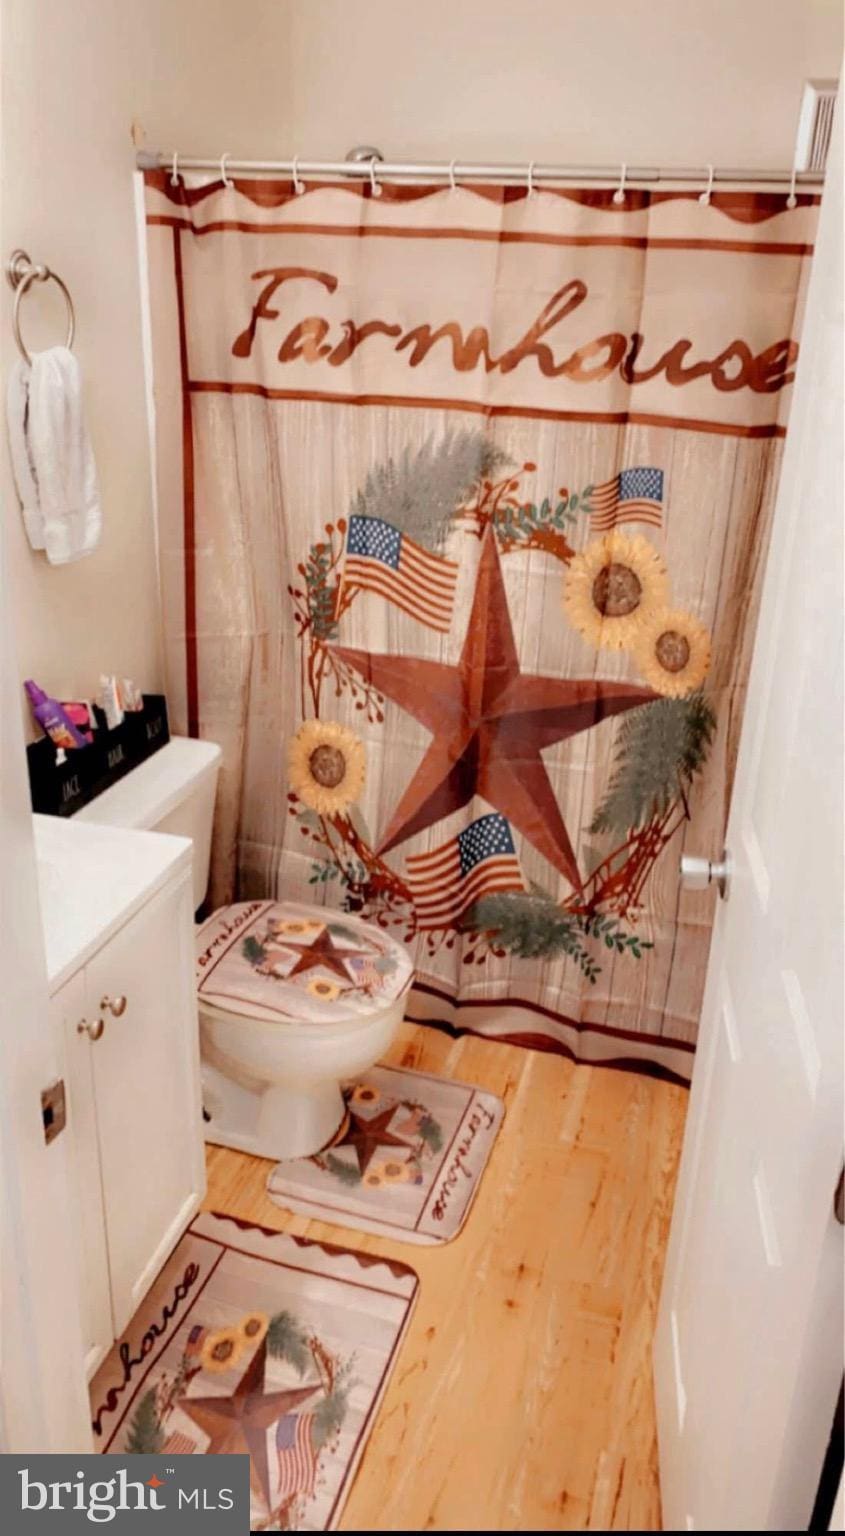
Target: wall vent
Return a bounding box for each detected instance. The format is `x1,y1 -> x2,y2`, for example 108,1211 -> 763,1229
794,79 -> 838,173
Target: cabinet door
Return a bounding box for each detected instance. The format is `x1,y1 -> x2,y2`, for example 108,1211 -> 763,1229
86,871 -> 205,1336
53,970 -> 113,1377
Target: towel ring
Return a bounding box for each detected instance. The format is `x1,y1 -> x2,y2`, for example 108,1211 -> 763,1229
7,249 -> 75,365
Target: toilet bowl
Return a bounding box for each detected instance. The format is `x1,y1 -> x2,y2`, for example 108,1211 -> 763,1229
196,899 -> 413,1159
78,737 -> 414,1161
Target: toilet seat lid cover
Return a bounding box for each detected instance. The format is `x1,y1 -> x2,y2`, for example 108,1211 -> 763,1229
195,900 -> 414,1025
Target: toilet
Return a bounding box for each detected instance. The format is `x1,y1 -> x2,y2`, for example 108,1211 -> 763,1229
78,735 -> 413,1159
196,899 -> 412,1159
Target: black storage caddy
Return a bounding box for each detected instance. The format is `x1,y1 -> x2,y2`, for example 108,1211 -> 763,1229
27,694 -> 170,818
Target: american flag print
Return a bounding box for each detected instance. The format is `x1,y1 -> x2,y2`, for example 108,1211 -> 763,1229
586,467 -> 664,532
345,953 -> 386,991
184,1324 -> 207,1357
405,813 -> 525,929
275,1410 -> 318,1502
343,515 -> 458,633
163,1431 -> 197,1455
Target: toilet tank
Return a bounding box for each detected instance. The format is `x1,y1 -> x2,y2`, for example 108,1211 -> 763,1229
76,737 -> 222,910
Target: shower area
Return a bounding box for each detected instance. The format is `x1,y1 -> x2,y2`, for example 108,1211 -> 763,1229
140,152 -> 818,1083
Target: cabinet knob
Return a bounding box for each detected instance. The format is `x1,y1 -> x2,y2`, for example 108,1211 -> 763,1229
100,994 -> 127,1017
77,1016 -> 105,1041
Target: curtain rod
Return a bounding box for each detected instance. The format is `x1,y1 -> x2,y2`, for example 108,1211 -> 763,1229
135,150 -> 824,190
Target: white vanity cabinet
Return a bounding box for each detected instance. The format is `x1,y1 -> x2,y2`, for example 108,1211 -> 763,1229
35,816 -> 206,1380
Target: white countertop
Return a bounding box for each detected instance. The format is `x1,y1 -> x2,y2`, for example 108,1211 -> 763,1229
34,815 -> 192,993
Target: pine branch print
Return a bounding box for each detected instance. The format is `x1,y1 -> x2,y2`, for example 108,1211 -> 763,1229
351,430 -> 509,549
590,691 -> 716,837
461,889 -> 651,976
266,1311 -> 311,1376
125,1388 -> 165,1454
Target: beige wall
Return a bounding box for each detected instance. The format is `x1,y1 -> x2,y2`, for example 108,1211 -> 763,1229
0,0 -> 293,734
1,0 -> 841,736
286,0 -> 842,164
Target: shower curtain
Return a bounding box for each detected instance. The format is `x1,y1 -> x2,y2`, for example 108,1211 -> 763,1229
143,170 -> 817,1082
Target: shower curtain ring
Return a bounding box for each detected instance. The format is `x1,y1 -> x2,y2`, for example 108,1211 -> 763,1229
786,164 -> 798,209
220,152 -> 233,189
169,150 -> 180,187
448,158 -> 458,194
526,160 -> 537,197
612,162 -> 627,205
368,156 -> 383,198
291,157 -> 305,195
699,164 -> 714,206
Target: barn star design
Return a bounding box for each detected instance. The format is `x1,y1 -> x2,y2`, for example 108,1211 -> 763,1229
341,1103 -> 414,1175
330,527 -> 655,890
277,927 -> 374,984
178,1340 -> 318,1509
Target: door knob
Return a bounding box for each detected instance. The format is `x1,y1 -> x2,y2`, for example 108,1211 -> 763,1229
100,994 -> 127,1017
680,850 -> 731,899
77,1016 -> 105,1041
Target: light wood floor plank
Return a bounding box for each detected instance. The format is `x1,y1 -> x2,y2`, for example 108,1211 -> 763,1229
203,1022 -> 688,1531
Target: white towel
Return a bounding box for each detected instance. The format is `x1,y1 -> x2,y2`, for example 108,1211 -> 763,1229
6,345 -> 101,564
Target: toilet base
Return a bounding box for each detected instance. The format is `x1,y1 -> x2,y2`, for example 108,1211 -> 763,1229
201,1063 -> 345,1161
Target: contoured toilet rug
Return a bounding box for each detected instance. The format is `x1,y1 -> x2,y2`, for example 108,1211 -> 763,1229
266,1063 -> 505,1245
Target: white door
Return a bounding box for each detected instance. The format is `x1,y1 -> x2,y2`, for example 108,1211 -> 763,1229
87,871 -> 205,1335
654,116 -> 844,1532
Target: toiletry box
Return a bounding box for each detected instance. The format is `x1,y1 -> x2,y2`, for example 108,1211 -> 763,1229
27,694 -> 170,817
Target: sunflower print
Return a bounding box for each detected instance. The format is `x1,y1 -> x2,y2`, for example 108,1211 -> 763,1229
200,1327 -> 243,1373
379,1157 -> 410,1184
634,607 -> 711,696
562,532 -> 669,650
270,917 -> 325,939
306,976 -> 342,1002
288,719 -> 366,816
238,1311 -> 269,1347
350,1083 -> 382,1111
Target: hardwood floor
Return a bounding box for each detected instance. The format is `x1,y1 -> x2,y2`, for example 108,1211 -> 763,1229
204,1021 -> 688,1531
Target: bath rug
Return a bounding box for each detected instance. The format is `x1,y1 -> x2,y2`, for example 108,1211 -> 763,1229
266,1064 -> 505,1245
90,1210 -> 418,1532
